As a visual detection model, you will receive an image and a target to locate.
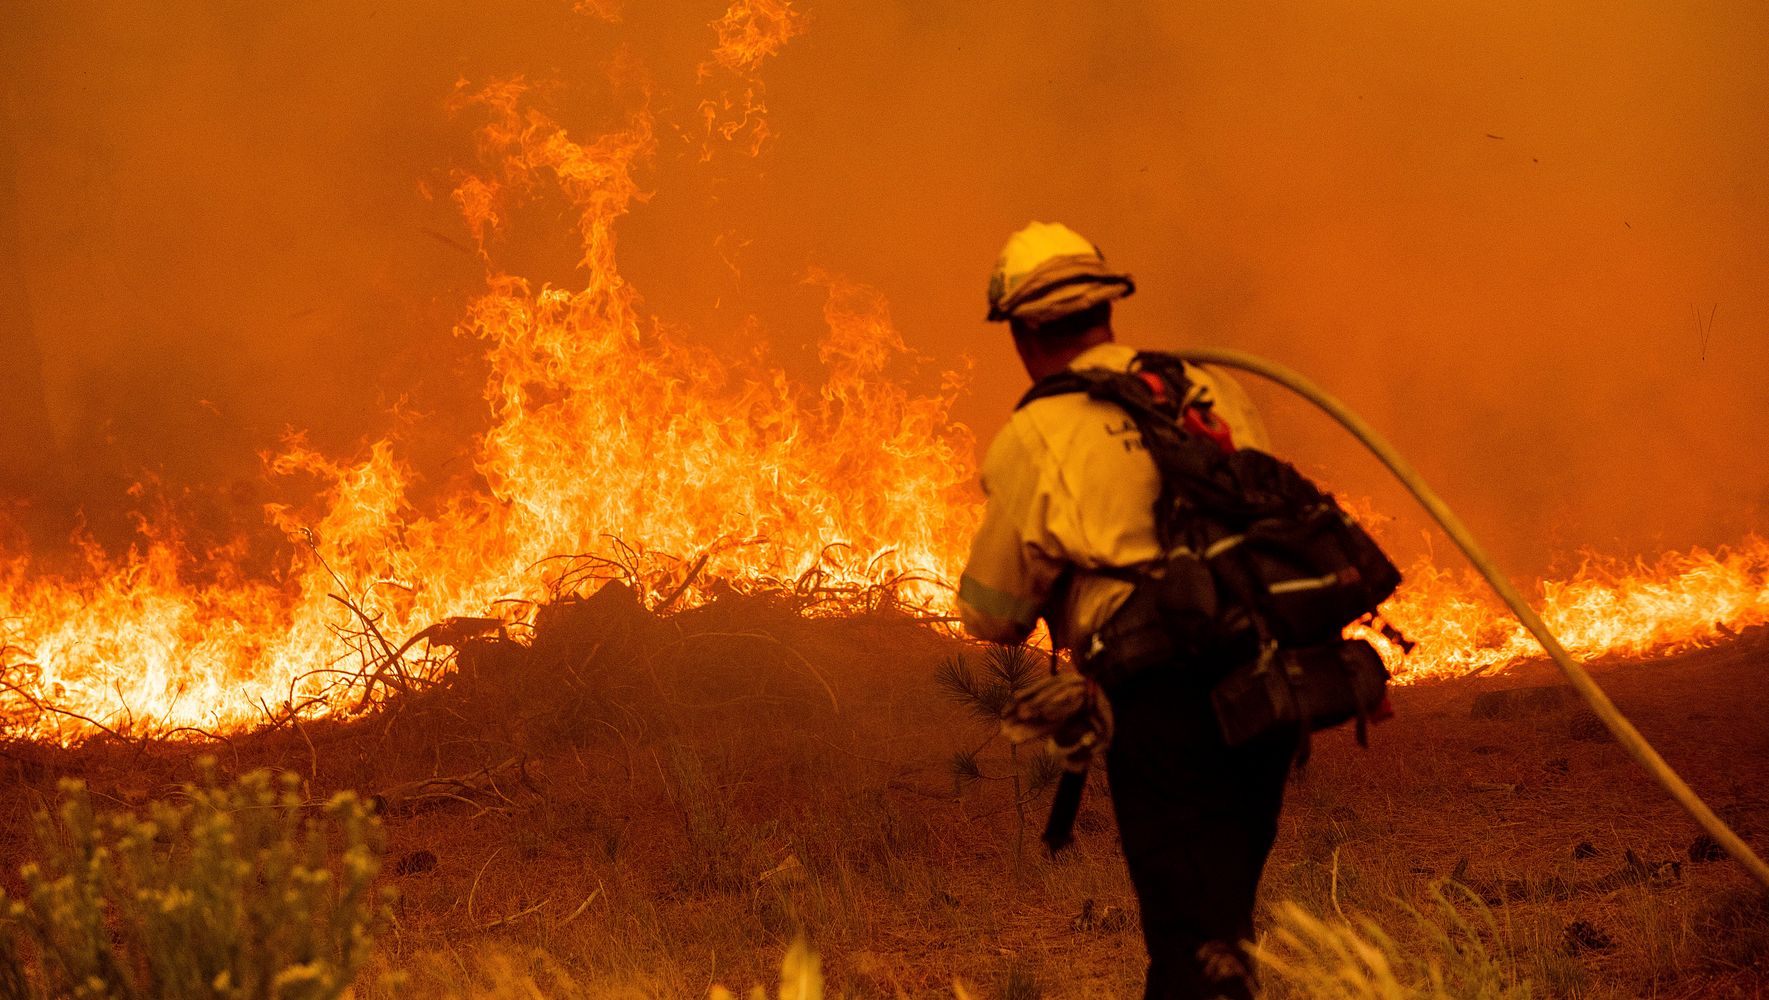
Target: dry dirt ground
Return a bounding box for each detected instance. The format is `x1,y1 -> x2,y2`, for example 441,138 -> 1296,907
3,591 -> 1766,998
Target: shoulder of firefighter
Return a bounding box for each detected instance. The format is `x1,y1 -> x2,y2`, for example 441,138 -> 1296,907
957,343 -> 1270,650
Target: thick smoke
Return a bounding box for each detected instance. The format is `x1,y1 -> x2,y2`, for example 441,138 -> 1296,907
3,1 -> 1766,577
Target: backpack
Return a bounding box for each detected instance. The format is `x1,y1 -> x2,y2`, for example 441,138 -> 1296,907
1018,351 -> 1407,754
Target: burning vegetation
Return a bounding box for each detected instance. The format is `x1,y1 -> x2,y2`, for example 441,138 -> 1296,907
1,1 -> 1767,996
0,2 -> 1766,742
1,33 -> 984,741
0,48 -> 1765,737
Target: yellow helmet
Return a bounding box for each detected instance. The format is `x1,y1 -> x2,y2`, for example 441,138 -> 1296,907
985,221 -> 1135,325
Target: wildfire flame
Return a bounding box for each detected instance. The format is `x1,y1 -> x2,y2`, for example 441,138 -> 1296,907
1373,538 -> 1769,678
698,0 -> 804,158
0,5 -> 978,742
1,3 -> 1765,742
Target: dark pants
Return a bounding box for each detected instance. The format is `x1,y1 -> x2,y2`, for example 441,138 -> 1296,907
1104,666 -> 1296,1000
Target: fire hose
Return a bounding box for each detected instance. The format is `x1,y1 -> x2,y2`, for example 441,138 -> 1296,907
1166,347 -> 1769,891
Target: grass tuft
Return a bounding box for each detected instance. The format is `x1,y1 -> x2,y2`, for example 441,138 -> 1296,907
1253,882 -> 1536,1000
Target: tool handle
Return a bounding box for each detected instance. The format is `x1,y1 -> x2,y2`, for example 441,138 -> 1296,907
1042,768 -> 1087,854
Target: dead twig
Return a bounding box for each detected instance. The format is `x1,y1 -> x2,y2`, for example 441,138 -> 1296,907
557,882 -> 604,928
654,552 -> 711,614
482,897 -> 550,929
376,755 -> 537,817
466,846 -> 503,924
0,678 -> 139,748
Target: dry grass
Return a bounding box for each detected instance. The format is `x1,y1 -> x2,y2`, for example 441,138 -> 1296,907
1,596 -> 1765,997
1253,884 -> 1534,1000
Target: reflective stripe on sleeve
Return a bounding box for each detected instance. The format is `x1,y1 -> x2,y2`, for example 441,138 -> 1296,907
958,574 -> 1040,629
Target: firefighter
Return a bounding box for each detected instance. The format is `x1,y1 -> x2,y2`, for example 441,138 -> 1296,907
958,222 -> 1295,1000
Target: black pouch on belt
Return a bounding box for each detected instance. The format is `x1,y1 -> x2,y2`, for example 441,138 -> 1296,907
1078,552 -> 1226,690
1210,638 -> 1390,748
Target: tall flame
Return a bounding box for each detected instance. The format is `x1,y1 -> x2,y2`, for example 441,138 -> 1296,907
2,5 -> 1766,743
0,45 -> 979,741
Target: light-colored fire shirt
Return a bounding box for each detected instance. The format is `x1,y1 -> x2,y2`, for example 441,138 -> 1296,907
957,342 -> 1270,650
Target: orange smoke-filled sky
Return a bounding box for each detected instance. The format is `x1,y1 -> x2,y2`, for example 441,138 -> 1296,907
2,1 -> 1766,577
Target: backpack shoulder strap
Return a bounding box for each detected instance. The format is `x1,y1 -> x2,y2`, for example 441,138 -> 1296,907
1015,351 -> 1197,416
1016,368 -> 1113,410
1012,352 -> 1245,549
